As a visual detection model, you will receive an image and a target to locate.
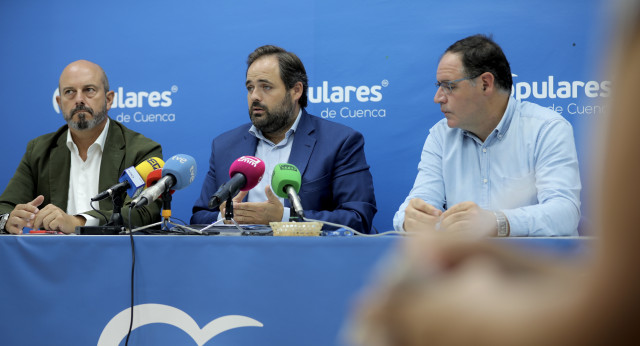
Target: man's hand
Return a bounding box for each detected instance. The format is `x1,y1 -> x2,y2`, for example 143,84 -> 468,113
224,185 -> 284,224
32,203 -> 86,234
6,195 -> 45,234
219,189 -> 248,222
403,198 -> 443,232
439,201 -> 497,237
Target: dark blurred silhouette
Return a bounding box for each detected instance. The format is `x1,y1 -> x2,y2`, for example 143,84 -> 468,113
348,2 -> 640,345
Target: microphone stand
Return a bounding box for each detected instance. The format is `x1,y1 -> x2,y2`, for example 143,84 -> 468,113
106,191 -> 125,227
75,191 -> 126,235
198,198 -> 243,233
130,190 -> 202,234
224,197 -> 234,221
289,208 -> 302,222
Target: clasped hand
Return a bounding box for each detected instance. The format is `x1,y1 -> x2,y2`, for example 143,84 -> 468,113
6,195 -> 85,234
404,199 -> 496,236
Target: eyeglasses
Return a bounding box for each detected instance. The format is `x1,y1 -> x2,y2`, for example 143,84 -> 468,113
435,74 -> 481,95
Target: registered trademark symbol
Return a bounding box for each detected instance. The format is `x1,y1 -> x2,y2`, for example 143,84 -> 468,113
381,80 -> 389,87
171,85 -> 178,93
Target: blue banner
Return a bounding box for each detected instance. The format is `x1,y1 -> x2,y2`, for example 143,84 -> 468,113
0,0 -> 609,232
0,235 -> 585,345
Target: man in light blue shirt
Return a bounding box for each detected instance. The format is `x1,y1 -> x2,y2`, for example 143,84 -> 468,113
393,34 -> 581,236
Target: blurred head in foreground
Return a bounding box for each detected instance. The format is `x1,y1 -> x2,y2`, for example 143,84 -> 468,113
347,1 -> 640,345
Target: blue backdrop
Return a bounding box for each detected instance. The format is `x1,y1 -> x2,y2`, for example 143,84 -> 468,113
0,0 -> 609,232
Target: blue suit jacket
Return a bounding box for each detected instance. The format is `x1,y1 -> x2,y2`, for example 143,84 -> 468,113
191,110 -> 377,233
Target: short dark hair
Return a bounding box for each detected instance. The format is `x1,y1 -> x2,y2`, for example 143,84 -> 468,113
444,34 -> 513,91
247,45 -> 308,108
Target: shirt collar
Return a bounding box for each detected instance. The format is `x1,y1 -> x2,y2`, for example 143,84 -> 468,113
462,97 -> 518,144
249,109 -> 302,145
462,96 -> 515,143
493,96 -> 516,136
66,118 -> 110,153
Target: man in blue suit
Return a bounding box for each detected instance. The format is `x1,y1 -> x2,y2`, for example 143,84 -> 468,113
191,45 -> 377,233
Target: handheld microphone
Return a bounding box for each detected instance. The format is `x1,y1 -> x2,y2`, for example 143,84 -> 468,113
271,163 -> 304,219
208,156 -> 265,209
132,154 -> 197,208
145,168 -> 176,199
91,157 -> 164,201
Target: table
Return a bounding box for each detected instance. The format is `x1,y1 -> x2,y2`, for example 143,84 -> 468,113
0,235 -> 587,345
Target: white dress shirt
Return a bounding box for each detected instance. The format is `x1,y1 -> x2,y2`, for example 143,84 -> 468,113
66,119 -> 110,226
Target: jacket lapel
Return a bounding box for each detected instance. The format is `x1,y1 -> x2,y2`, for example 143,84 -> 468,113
49,132 -> 71,210
288,111 -> 316,177
238,130 -> 259,160
99,121 -> 126,210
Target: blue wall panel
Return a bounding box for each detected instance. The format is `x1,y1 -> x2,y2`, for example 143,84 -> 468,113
0,0 -> 609,232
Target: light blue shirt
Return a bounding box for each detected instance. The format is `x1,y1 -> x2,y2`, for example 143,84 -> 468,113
393,97 -> 581,236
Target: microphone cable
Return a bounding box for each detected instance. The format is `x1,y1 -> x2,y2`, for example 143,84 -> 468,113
124,205 -> 136,346
301,217 -> 405,237
89,199 -> 109,224
169,216 -> 189,226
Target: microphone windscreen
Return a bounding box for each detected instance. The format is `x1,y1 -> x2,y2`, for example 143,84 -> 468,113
271,163 -> 301,198
146,169 -> 163,188
229,156 -> 265,191
135,157 -> 164,182
162,154 -> 197,190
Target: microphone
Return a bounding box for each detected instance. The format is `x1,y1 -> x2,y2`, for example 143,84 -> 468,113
91,157 -> 164,201
208,156 -> 265,209
271,163 -> 304,219
144,168 -> 175,199
132,154 -> 197,208
145,168 -> 163,188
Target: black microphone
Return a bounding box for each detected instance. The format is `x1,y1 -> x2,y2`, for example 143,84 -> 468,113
92,181 -> 129,202
208,156 -> 266,209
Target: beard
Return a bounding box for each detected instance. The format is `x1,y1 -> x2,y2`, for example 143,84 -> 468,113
248,92 -> 296,136
64,102 -> 107,131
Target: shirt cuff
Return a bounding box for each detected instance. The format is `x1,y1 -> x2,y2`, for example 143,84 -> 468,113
80,214 -> 99,227
281,207 -> 291,222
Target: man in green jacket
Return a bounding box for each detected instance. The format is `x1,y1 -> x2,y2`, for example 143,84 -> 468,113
0,60 -> 162,234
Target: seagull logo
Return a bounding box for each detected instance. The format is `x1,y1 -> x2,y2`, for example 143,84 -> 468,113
97,304 -> 263,345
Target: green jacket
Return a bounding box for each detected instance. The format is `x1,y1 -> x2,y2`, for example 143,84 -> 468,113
0,119 -> 163,228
